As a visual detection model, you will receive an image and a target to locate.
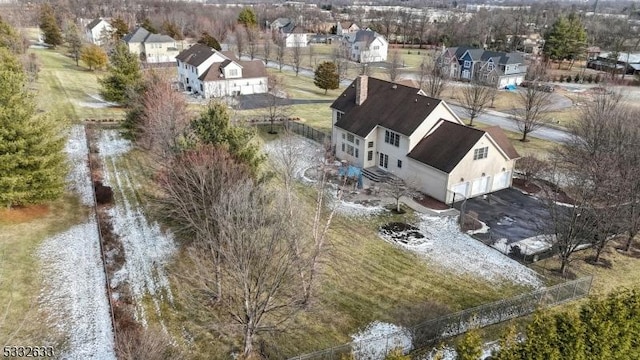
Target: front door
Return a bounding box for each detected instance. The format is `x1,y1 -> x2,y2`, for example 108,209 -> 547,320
379,153 -> 388,168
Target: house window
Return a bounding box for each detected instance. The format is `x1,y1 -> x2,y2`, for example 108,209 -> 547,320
384,130 -> 400,147
355,139 -> 360,146
342,133 -> 346,139
505,65 -> 511,71
368,141 -> 374,148
373,45 -> 379,50
355,148 -> 359,158
397,160 -> 402,168
347,144 -> 355,156
341,143 -> 345,152
200,84 -> 203,91
336,111 -> 343,121
379,153 -> 389,168
487,63 -> 494,71
473,147 -> 489,160
367,151 -> 373,161
347,133 -> 354,143
354,45 -> 359,50
514,64 -> 519,71
464,60 -> 471,68
229,69 -> 238,77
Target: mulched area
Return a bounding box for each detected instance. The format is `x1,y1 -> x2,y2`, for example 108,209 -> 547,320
513,178 -> 575,205
413,193 -> 450,211
512,178 -> 542,194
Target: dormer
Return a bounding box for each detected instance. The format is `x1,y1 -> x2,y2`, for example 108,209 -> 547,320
220,60 -> 243,79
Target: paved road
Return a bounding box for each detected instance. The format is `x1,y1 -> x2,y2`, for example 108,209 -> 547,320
249,56 -> 573,143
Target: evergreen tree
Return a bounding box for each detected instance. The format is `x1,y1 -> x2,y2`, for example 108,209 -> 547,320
111,17 -> 129,40
237,7 -> 257,27
314,61 -> 339,94
543,14 -> 586,68
39,3 -> 62,47
80,44 -> 108,70
455,329 -> 483,360
161,20 -> 183,40
0,49 -> 66,207
64,22 -> 83,65
0,16 -> 26,53
99,42 -> 142,104
190,102 -> 264,175
140,18 -> 157,33
197,32 -> 221,50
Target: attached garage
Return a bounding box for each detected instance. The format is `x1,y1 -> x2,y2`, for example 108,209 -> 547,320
492,170 -> 512,191
450,181 -> 469,198
470,176 -> 491,196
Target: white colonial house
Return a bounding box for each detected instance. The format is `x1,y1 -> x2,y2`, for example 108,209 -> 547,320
331,76 -> 520,203
342,30 -> 388,63
336,21 -> 360,36
269,18 -> 308,47
85,18 -> 112,45
123,27 -> 180,63
176,43 -> 268,98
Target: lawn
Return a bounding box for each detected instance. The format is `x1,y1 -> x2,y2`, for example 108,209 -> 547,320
0,196 -> 90,344
31,47 -> 125,122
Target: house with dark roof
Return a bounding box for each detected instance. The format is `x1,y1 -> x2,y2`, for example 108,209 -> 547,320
123,27 -> 179,63
336,21 -> 360,36
437,46 -> 527,88
176,43 -> 267,98
341,30 -> 388,63
85,18 -> 112,46
331,76 -> 519,203
269,17 -> 308,47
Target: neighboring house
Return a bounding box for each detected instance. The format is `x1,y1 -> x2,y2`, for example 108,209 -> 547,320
85,18 -> 112,46
591,51 -> 640,75
331,76 -> 519,203
342,30 -> 388,63
270,18 -> 308,47
336,21 -> 360,36
438,46 -> 527,88
123,26 -> 179,63
175,43 -> 268,98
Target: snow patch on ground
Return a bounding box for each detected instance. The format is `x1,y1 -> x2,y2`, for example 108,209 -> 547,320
38,220 -> 116,360
380,215 -> 543,288
351,321 -> 412,359
76,94 -> 120,109
64,125 -> 94,206
98,130 -> 176,326
263,135 -> 323,182
467,218 -> 490,235
493,235 -> 555,256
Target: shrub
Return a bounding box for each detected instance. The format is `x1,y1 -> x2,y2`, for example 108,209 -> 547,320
574,74 -> 581,83
384,348 -> 410,360
586,74 -> 593,83
595,74 -> 601,83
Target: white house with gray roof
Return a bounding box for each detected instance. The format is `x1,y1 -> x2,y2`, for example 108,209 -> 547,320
342,30 -> 388,63
85,18 -> 112,46
437,46 -> 527,88
123,27 -> 179,63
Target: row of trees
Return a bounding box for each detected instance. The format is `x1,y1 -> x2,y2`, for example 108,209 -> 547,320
0,17 -> 66,208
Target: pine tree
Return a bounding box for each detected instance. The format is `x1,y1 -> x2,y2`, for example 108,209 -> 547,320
0,49 -> 66,207
190,102 -> 264,175
197,32 -> 221,51
455,329 -> 483,360
140,18 -> 157,33
521,313 -> 561,360
39,3 -> 62,47
0,16 -> 26,53
111,17 -> 129,40
314,61 -> 339,94
543,14 -> 586,68
99,42 -> 142,104
237,7 -> 257,27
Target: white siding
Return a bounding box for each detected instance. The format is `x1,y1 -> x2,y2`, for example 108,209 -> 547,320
334,130 -> 365,168
202,77 -> 268,98
375,126 -> 410,178
407,158 -> 449,202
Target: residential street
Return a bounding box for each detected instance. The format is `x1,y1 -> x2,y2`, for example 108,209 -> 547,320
252,57 -> 573,144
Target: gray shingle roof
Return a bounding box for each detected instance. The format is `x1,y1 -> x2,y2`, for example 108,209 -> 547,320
87,18 -> 105,30
175,43 -> 220,66
123,27 -> 149,43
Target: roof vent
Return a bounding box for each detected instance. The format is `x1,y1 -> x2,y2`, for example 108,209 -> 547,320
392,84 -> 397,89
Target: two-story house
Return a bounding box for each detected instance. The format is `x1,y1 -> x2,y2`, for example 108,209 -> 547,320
176,43 -> 268,98
85,18 -> 113,46
336,21 -> 360,36
270,18 -> 308,47
342,30 -> 388,63
438,46 -> 527,88
331,76 -> 519,203
123,27 -> 180,63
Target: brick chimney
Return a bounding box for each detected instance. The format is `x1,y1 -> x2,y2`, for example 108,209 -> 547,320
355,75 -> 368,105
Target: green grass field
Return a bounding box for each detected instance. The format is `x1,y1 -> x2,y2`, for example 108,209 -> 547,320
31,47 -> 125,121
0,196 -> 89,344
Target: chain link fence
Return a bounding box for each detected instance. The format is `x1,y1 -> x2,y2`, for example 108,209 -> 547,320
289,277 -> 593,360
285,121 -> 331,144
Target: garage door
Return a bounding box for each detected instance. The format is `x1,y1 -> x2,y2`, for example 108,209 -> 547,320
450,182 -> 469,199
470,176 -> 490,197
492,171 -> 511,191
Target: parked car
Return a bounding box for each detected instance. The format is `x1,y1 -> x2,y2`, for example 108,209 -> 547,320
520,81 -> 555,93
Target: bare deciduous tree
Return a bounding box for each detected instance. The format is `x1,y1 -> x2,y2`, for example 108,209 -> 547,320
291,41 -> 303,76
233,26 -> 246,58
512,83 -> 552,141
461,79 -> 495,126
388,49 -> 402,82
332,47 -> 350,81
274,34 -> 286,71
245,25 -> 258,60
420,55 -> 448,98
263,74 -> 290,133
384,176 -> 417,213
138,73 -> 190,161
307,44 -> 315,69
263,35 -> 272,65
515,155 -> 549,187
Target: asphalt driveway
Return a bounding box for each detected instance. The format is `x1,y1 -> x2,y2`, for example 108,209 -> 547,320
454,188 -> 551,244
